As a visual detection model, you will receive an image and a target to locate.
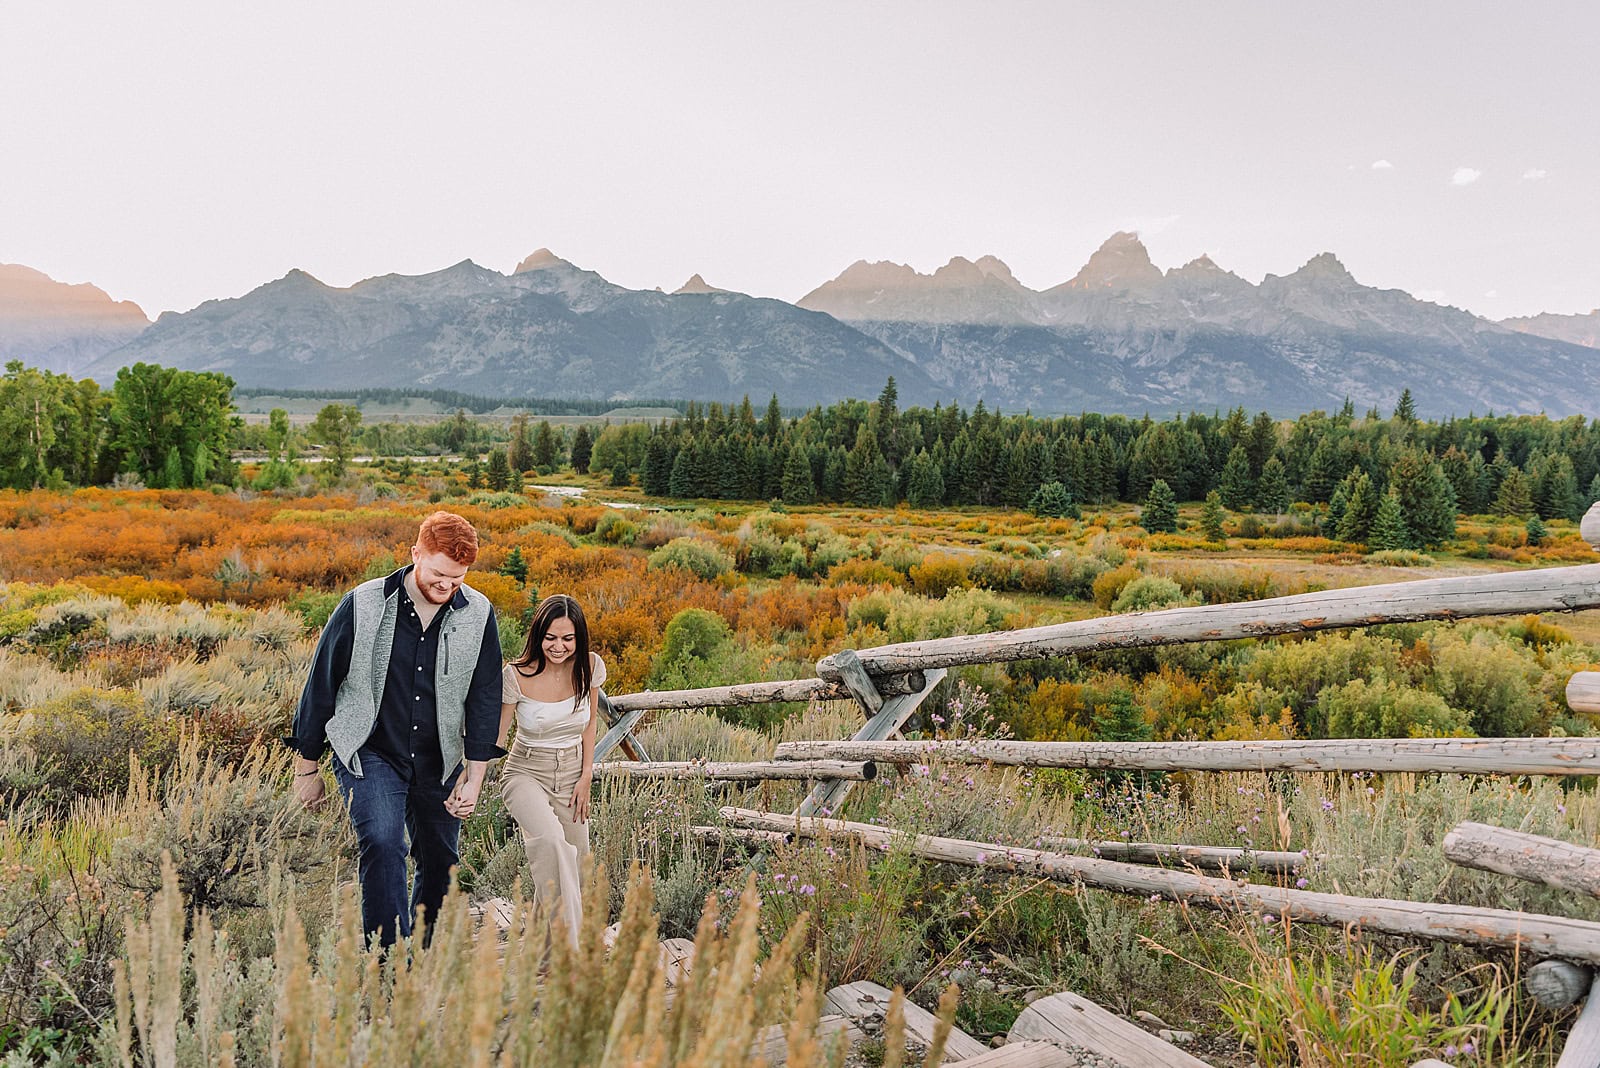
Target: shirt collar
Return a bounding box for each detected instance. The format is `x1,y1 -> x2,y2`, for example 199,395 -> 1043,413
387,564 -> 469,610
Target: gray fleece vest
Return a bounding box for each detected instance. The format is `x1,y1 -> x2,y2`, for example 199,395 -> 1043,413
326,573 -> 493,783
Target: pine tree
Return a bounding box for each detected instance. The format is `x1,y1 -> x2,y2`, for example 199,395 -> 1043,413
1393,388 -> 1417,424
764,394 -> 783,441
1201,490 -> 1227,541
1526,515 -> 1550,546
570,425 -> 593,475
532,421 -> 558,473
668,447 -> 693,498
1028,480 -> 1078,519
465,457 -> 484,489
1389,450 -> 1457,546
843,426 -> 886,505
1141,479 -> 1179,533
907,452 -> 947,509
1218,446 -> 1254,511
1255,456 -> 1290,514
508,414 -> 534,472
1368,488 -> 1414,550
1324,483 -> 1348,536
1337,472 -> 1378,543
1495,468 -> 1534,517
610,460 -> 629,486
1303,437 -> 1341,503
1093,690 -> 1151,743
1588,473 -> 1600,509
485,448 -> 511,491
822,446 -> 848,503
1533,453 -> 1581,521
643,437 -> 674,496
499,546 -> 528,584
781,445 -> 816,505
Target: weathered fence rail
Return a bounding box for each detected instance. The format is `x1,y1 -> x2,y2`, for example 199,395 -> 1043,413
1444,821 -> 1600,899
772,737 -> 1600,776
594,759 -> 876,782
815,563 -> 1600,678
720,807 -> 1600,966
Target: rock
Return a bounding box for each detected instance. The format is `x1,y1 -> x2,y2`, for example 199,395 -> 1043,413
1159,1029 -> 1196,1045
1133,1010 -> 1168,1029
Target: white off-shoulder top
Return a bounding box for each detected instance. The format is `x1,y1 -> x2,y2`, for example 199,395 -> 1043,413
501,653 -> 606,749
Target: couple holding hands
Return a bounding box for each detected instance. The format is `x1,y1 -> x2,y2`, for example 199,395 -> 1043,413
286,511 -> 601,950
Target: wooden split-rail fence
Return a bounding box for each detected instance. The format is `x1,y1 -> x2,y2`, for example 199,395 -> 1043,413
581,503 -> 1600,1067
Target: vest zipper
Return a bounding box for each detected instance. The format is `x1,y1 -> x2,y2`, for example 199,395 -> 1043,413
443,628 -> 451,674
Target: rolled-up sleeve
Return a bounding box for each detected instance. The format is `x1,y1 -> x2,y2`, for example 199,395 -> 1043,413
283,592 -> 355,760
464,612 -> 508,761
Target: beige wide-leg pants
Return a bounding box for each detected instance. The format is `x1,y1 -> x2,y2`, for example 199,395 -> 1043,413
499,741 -> 588,948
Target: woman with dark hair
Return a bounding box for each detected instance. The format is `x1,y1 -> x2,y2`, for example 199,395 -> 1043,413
498,593 -> 602,946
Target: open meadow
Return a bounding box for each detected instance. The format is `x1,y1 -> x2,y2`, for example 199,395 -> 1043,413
2,465 -> 1599,1065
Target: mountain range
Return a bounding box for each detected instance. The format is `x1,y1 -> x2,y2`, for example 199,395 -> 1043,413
4,235 -> 1598,417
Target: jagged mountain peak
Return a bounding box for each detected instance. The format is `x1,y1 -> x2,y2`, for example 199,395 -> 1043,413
514,248 -> 571,274
673,273 -> 726,295
1058,231 -> 1162,291
1286,251 -> 1357,286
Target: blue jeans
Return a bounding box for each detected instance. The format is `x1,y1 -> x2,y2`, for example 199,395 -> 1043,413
333,751 -> 462,948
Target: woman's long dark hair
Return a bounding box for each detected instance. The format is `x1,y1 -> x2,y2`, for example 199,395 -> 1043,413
511,594 -> 593,699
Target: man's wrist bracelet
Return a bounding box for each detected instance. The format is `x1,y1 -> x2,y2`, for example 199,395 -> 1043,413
295,770 -> 319,777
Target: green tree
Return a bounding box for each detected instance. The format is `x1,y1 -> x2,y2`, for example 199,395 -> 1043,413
1093,690 -> 1151,743
507,414 -> 534,472
499,546 -> 528,584
764,394 -> 783,441
1028,480 -> 1078,519
1255,456 -> 1290,514
1200,490 -> 1227,541
843,425 -> 888,506
781,444 -> 816,505
1393,387 -> 1417,424
307,403 -> 361,478
485,448 -> 511,491
109,363 -> 239,487
1336,472 -> 1378,543
1368,488 -> 1413,551
1141,478 -> 1178,533
570,425 -> 594,475
1494,468 -> 1534,518
532,420 -> 558,473
1218,446 -> 1254,511
1389,450 -> 1457,546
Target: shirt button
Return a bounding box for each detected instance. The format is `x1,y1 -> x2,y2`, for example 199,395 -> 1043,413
413,725 -> 419,730
418,666 -> 423,671
415,695 -> 421,701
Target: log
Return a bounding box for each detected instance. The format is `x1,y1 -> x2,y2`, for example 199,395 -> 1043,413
773,737 -> 1600,777
723,808 -> 1600,966
815,564 -> 1600,677
1007,992 -> 1212,1068
593,759 -> 876,782
702,824 -> 1307,874
594,706 -> 650,763
1528,960 -> 1594,1010
955,1041 -> 1081,1067
824,980 -> 990,1060
1568,672 -> 1600,715
830,649 -> 885,715
1556,975 -> 1600,1068
747,1013 -> 865,1066
610,671 -> 926,713
692,825 -> 791,846
1583,502 -> 1600,551
1038,836 -> 1308,874
1443,821 -> 1600,898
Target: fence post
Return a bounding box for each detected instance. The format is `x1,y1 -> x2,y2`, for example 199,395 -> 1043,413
794,668 -> 946,819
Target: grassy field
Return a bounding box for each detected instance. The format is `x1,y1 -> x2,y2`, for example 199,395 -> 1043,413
1,468 -> 1597,1064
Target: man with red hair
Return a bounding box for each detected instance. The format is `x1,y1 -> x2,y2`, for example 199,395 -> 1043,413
287,511 -> 505,947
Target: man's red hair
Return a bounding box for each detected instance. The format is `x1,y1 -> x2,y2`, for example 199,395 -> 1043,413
417,511 -> 479,565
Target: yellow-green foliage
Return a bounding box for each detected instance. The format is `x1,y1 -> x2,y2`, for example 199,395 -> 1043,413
1315,677 -> 1469,738
110,854 -> 940,1068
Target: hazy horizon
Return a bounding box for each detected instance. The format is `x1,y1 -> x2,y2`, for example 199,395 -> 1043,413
3,1 -> 1596,321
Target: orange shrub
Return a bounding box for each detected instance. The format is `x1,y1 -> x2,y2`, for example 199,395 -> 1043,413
825,558 -> 905,588
80,575 -> 186,605
1091,563 -> 1142,610
908,554 -> 972,597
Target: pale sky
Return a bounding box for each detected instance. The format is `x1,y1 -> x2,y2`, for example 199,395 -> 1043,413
2,1 -> 1596,320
